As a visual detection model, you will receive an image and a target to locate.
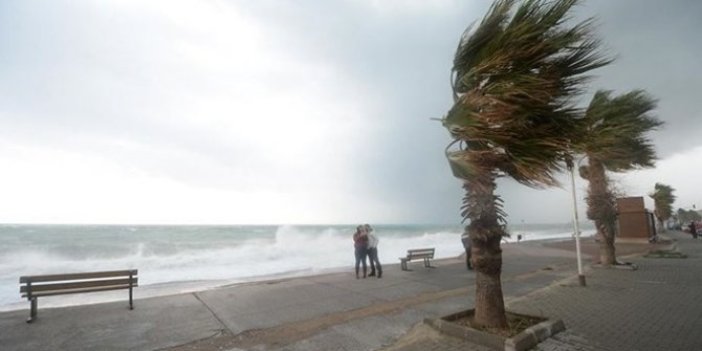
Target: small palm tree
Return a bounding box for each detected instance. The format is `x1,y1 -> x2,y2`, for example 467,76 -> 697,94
577,90 -> 662,265
650,183 -> 676,232
443,0 -> 609,329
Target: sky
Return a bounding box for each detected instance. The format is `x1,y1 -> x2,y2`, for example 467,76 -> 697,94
0,0 -> 700,225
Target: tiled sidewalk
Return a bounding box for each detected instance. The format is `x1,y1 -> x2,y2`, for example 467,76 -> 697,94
386,231 -> 698,351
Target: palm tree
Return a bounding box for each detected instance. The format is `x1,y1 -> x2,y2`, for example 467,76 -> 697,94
650,183 -> 676,232
443,0 -> 609,329
577,90 -> 661,265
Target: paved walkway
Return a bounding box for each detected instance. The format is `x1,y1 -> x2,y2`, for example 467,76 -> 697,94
1,232 -> 694,351
384,231 -> 701,351
512,231 -> 702,351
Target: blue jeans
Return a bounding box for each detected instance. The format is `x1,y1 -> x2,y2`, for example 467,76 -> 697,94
367,247 -> 382,277
355,247 -> 367,278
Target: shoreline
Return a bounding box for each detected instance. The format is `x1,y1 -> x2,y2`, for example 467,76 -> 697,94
0,234 -> 591,313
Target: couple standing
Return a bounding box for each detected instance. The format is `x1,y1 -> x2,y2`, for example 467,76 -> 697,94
352,224 -> 382,279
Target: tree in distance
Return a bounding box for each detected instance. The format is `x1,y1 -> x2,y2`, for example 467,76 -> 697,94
650,183 -> 676,232
576,90 -> 662,265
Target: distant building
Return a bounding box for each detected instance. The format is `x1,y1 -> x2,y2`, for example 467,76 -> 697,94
617,197 -> 656,241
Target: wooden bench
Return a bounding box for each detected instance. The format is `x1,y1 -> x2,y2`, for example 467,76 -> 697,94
399,248 -> 435,271
19,269 -> 138,323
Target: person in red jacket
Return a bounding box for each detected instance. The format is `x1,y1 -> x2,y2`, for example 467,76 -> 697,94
690,221 -> 698,239
353,225 -> 369,279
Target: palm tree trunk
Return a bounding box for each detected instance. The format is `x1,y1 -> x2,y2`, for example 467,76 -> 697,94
657,218 -> 666,233
463,174 -> 507,329
598,220 -> 617,265
586,160 -> 618,265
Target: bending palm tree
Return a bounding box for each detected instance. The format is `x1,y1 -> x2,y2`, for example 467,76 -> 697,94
577,90 -> 662,265
650,183 -> 676,232
443,0 -> 609,329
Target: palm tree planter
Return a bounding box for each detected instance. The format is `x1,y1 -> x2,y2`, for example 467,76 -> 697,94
645,249 -> 687,259
591,261 -> 638,270
424,309 -> 565,351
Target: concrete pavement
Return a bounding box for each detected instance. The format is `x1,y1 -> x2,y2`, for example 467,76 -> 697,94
383,231 -> 701,351
0,233 -> 687,351
511,231 -> 702,351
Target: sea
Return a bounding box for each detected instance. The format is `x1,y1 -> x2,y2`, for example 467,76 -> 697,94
0,222 -> 594,311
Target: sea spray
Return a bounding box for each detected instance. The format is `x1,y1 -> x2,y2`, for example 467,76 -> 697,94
0,223 -> 593,310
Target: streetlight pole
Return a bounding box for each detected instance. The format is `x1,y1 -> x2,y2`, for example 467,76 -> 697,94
567,159 -> 586,287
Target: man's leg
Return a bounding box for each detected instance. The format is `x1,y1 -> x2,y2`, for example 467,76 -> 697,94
355,250 -> 361,279
368,248 -> 376,276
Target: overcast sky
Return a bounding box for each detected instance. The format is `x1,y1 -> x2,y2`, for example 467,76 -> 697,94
0,0 -> 700,225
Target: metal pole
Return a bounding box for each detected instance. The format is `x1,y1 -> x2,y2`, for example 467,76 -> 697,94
569,166 -> 586,286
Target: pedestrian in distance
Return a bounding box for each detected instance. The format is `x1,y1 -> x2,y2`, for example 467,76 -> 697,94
353,225 -> 369,279
461,231 -> 472,270
365,224 -> 382,278
690,221 -> 698,239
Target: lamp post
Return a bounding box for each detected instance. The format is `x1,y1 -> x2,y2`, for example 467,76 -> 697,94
567,158 -> 586,287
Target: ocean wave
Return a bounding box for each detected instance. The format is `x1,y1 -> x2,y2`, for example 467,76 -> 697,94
0,223 -> 590,308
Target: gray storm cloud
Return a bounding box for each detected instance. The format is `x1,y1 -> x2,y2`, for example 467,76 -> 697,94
0,0 -> 699,224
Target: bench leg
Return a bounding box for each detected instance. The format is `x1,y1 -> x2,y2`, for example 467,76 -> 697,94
424,258 -> 433,268
129,272 -> 135,310
27,298 -> 37,323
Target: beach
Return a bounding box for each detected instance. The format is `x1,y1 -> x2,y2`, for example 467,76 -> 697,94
4,231 -> 698,350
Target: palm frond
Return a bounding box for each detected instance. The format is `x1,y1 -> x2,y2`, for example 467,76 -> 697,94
579,89 -> 663,172
444,0 -> 611,190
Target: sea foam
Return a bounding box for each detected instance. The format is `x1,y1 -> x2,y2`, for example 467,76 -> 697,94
0,223 -> 591,310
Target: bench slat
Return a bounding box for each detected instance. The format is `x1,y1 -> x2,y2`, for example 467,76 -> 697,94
408,250 -> 434,254
19,270 -> 138,283
20,278 -> 138,294
408,253 -> 433,259
409,252 -> 434,256
22,284 -> 138,298
407,248 -> 434,258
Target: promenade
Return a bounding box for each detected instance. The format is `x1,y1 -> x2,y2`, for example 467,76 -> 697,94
1,231 -> 697,351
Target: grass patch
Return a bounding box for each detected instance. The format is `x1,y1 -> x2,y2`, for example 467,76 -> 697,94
645,250 -> 687,259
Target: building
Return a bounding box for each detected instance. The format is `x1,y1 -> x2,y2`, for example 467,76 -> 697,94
617,196 -> 656,241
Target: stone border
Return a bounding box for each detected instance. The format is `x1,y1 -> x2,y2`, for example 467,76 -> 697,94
644,249 -> 687,259
424,309 -> 565,351
591,262 -> 639,270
